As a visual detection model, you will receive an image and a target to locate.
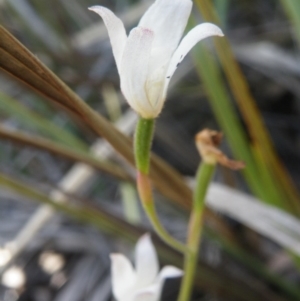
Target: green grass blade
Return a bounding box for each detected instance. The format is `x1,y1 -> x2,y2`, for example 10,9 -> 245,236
194,0 -> 300,214
214,0 -> 229,27
280,0 -> 300,47
0,125 -> 132,182
0,92 -> 88,151
6,0 -> 66,53
191,42 -> 271,203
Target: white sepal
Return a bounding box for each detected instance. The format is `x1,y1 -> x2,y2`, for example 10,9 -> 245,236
165,23 -> 224,88
88,6 -> 127,72
120,27 -> 155,118
110,254 -> 137,300
135,234 -> 159,288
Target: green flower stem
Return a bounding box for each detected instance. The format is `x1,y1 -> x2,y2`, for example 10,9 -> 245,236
134,118 -> 155,174
178,163 -> 215,301
137,171 -> 187,253
134,117 -> 187,253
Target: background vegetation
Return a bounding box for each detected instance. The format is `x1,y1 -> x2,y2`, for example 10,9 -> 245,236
0,0 -> 300,300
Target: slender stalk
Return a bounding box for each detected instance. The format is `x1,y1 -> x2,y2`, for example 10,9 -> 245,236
134,117 -> 187,253
137,171 -> 187,253
134,118 -> 155,174
178,163 -> 215,301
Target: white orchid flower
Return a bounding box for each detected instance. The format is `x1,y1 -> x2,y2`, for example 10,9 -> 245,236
110,234 -> 182,301
89,0 -> 224,119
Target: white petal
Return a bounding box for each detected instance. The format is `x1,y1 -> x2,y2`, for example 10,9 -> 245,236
120,27 -> 156,118
135,234 -> 159,288
139,0 -> 192,55
139,0 -> 192,90
165,23 -> 224,83
88,6 -> 127,71
158,265 -> 183,280
110,254 -> 136,300
136,0 -> 193,117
